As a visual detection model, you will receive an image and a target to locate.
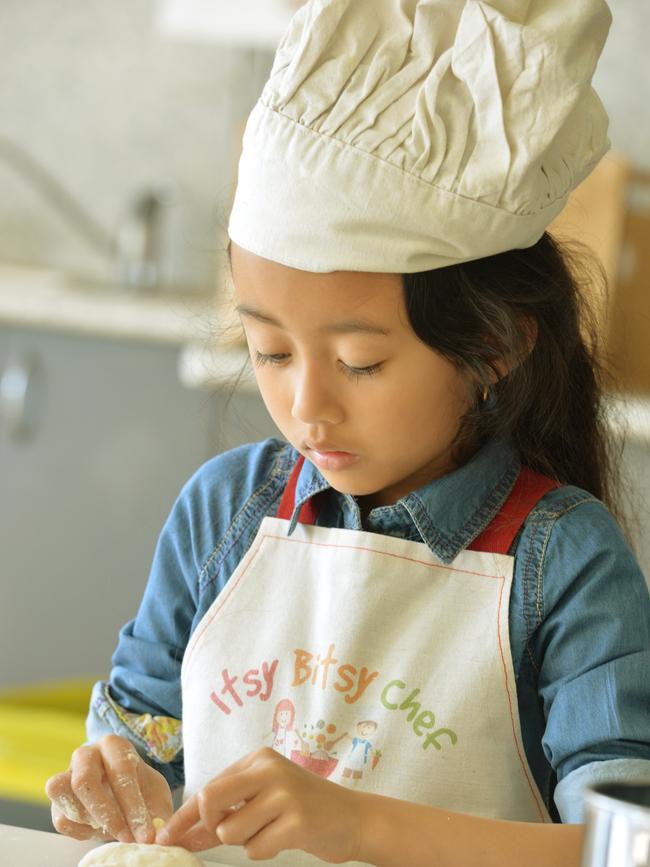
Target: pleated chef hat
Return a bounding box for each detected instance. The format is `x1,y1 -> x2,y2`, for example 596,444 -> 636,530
228,0 -> 612,273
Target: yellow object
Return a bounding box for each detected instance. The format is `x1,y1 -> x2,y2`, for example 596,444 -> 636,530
0,678 -> 95,805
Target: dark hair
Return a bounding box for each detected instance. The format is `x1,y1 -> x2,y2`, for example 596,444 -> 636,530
401,231 -> 623,521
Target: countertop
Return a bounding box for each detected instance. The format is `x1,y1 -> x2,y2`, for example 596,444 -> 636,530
0,263 -> 218,346
0,824 -> 242,866
0,823 -> 100,867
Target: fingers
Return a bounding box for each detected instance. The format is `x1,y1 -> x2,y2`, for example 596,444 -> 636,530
160,771 -> 257,846
46,772 -> 96,829
49,798 -> 113,842
49,803 -> 96,841
46,771 -> 114,841
140,764 -> 174,831
69,743 -> 135,843
174,824 -> 223,853
242,814 -> 295,862
102,736 -> 156,843
215,795 -> 280,851
46,736 -> 177,845
156,797 -> 200,845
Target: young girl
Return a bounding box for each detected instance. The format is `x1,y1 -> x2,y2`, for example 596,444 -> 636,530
47,1 -> 650,865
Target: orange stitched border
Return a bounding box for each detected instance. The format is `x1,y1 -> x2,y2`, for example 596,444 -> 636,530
495,576 -> 548,820
185,529 -> 504,669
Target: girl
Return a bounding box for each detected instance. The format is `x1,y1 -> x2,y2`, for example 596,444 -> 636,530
47,1 -> 650,865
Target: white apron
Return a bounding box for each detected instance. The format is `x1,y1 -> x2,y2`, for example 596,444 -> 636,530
181,457 -> 556,865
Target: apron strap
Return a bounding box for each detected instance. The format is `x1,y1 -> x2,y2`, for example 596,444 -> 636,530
276,454 -> 321,524
468,467 -> 559,555
278,456 -> 559,554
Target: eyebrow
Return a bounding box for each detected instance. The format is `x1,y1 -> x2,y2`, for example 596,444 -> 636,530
235,305 -> 392,336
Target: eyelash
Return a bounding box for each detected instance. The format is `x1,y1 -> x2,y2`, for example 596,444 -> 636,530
253,351 -> 383,381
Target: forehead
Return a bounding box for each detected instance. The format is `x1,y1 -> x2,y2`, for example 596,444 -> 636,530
229,242 -> 406,327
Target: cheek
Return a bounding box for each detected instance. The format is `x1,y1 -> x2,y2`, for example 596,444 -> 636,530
377,366 -> 471,439
254,373 -> 289,414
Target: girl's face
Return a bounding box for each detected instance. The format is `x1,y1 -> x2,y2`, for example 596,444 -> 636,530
230,242 -> 473,510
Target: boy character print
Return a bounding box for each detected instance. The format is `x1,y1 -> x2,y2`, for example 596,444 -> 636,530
339,721 -> 380,784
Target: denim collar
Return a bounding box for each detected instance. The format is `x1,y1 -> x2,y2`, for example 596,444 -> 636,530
286,438 -> 521,564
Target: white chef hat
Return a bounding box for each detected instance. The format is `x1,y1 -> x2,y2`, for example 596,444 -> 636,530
228,0 -> 612,273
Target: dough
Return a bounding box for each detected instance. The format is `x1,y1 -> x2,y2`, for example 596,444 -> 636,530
78,842 -> 204,866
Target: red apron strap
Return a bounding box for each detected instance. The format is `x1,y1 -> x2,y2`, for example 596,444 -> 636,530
276,455 -> 321,525
468,467 -> 559,555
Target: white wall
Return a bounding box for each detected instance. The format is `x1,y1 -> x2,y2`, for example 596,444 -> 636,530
0,0 -> 273,290
594,0 -> 650,173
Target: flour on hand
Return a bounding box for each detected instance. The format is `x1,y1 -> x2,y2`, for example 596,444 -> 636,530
78,842 -> 204,866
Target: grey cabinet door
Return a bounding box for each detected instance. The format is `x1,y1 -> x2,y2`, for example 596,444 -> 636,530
0,327 -> 219,688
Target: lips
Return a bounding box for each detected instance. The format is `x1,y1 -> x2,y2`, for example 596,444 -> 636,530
304,444 -> 361,471
304,441 -> 354,454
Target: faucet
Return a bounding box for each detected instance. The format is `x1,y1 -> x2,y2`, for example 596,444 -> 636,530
0,136 -> 180,291
114,182 -> 177,291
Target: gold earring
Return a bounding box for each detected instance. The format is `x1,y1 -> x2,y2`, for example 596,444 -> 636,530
482,385 -> 490,402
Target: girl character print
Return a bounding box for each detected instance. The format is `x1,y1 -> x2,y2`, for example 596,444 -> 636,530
265,698 -> 298,758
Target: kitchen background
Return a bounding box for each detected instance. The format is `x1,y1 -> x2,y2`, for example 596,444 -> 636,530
1,0 -> 649,832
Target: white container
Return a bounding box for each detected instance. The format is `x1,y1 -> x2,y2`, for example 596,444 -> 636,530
582,782 -> 650,867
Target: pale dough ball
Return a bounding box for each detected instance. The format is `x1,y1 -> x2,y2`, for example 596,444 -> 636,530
78,842 -> 204,866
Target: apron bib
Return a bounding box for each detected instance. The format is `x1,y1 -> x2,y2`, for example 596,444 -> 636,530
181,459 -> 556,864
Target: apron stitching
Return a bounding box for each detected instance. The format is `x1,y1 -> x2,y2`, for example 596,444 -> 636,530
495,571 -> 549,821
262,531 -> 508,579
184,527 -> 509,676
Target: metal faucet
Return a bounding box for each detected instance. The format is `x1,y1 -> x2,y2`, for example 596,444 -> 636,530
114,182 -> 177,291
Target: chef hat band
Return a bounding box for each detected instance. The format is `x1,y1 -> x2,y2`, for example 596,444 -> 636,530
228,0 -> 612,273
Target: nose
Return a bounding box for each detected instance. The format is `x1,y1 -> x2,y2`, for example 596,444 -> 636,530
290,359 -> 343,426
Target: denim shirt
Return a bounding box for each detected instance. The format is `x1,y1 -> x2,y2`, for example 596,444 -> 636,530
87,436 -> 650,824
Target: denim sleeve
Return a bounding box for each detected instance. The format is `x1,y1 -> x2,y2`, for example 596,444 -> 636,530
530,496 -> 650,822
85,438 -> 288,788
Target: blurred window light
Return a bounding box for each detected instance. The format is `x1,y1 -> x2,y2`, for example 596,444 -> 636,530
155,0 -> 302,48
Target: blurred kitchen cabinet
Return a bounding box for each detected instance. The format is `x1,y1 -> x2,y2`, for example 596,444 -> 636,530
607,172 -> 650,394
549,152 -> 629,333
550,156 -> 650,397
0,326 -> 276,689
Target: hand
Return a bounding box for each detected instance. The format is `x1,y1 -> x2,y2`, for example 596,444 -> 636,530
45,734 -> 173,843
157,747 -> 362,863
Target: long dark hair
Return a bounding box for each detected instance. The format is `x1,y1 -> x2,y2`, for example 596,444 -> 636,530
402,231 -> 623,520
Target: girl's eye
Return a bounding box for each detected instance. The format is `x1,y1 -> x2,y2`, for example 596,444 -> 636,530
254,352 -> 289,367
342,362 -> 383,381
253,351 -> 382,380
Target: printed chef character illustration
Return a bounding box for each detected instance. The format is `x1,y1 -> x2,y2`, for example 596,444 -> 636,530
264,698 -> 300,758
338,720 -> 381,784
